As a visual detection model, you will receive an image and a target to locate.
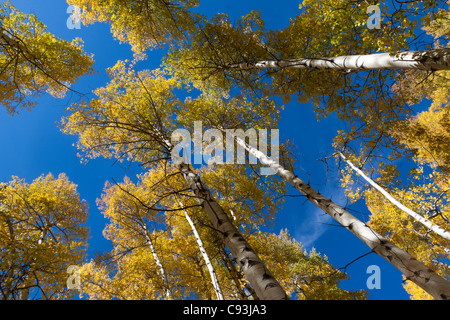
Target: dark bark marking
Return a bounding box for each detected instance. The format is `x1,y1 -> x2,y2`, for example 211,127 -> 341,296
262,273 -> 275,281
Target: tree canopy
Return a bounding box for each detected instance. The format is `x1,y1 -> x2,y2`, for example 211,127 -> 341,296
0,173 -> 89,300
0,1 -> 94,114
1,0 -> 449,300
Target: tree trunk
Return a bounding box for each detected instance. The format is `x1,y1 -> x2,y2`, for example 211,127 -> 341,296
218,243 -> 251,300
225,49 -> 450,72
339,152 -> 450,241
158,128 -> 287,300
234,136 -> 450,300
178,163 -> 288,300
142,226 -> 173,299
178,200 -> 224,300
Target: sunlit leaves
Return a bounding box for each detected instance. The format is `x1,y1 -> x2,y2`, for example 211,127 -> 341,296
0,173 -> 89,300
360,8 -> 450,294
67,0 -> 200,57
53,0 -> 450,300
164,10 -> 272,95
248,230 -> 367,300
80,164 -> 274,299
336,7 -> 450,299
0,1 -> 94,114
365,181 -> 450,299
61,60 -> 181,165
391,14 -> 450,182
76,164 -> 363,300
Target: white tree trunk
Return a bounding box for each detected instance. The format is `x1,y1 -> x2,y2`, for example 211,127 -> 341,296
339,152 -> 450,241
178,163 -> 288,300
143,226 -> 173,299
226,49 -> 450,72
178,200 -> 224,300
234,136 -> 450,300
160,129 -> 287,300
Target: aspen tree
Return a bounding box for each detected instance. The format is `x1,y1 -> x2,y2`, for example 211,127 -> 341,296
0,2 -> 93,114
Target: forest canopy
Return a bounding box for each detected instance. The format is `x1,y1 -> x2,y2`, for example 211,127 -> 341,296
0,0 -> 449,301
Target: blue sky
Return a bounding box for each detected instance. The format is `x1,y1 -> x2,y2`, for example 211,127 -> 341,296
1,0 -> 418,299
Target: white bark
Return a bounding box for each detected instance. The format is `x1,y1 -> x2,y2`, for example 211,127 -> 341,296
178,163 -> 288,300
227,49 -> 450,72
143,225 -> 173,299
339,152 -> 450,241
178,200 -> 224,300
161,129 -> 288,300
234,136 -> 450,300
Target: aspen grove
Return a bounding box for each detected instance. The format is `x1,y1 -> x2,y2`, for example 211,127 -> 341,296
1,0 -> 449,300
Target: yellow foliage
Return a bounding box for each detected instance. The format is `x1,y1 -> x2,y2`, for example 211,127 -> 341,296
75,164 -> 364,300
0,1 -> 94,114
0,173 -> 89,300
67,0 -> 200,57
365,183 -> 450,299
248,230 -> 367,300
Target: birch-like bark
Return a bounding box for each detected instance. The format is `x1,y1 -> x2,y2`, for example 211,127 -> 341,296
225,49 -> 450,72
234,136 -> 450,300
339,152 -> 450,241
178,163 -> 288,300
142,225 -> 173,299
162,130 -> 287,300
178,200 -> 224,300
218,244 -> 250,300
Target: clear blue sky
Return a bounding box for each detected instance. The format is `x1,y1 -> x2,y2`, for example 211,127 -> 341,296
2,0 -> 418,299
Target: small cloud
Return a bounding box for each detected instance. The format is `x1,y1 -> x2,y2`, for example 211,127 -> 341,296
294,184 -> 347,251
295,208 -> 332,251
